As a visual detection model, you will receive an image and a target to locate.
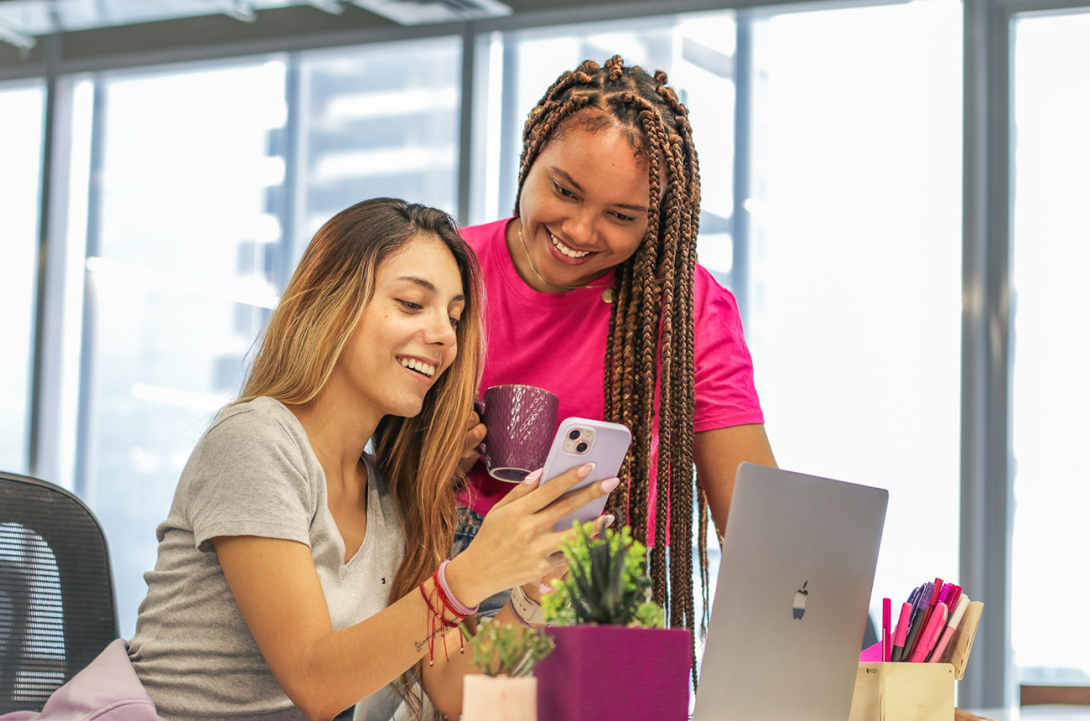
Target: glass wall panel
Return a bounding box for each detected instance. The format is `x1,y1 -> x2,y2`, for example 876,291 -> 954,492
78,36 -> 464,639
745,0 -> 963,622
294,37 -> 462,265
490,2 -> 961,640
1011,10 -> 1090,685
0,83 -> 44,475
81,61 -> 288,636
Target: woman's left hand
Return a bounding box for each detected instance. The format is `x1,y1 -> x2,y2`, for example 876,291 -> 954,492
457,409 -> 486,478
524,564 -> 567,604
525,511 -> 615,600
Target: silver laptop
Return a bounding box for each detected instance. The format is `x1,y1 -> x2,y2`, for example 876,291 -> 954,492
692,463 -> 888,721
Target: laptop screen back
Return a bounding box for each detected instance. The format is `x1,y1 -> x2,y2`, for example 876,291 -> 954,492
692,463 -> 888,721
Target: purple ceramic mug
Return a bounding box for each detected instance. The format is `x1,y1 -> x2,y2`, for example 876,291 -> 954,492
474,384 -> 559,482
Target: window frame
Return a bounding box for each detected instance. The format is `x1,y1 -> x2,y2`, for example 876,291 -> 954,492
8,0 -> 1089,707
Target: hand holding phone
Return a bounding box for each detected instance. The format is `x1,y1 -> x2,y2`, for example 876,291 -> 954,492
539,418 -> 631,532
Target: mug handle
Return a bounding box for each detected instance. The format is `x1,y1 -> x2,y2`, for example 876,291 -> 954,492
473,399 -> 487,456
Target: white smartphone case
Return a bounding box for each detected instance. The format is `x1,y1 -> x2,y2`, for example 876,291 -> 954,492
539,417 -> 632,532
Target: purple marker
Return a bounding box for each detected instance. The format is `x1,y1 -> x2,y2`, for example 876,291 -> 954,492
899,582 -> 933,661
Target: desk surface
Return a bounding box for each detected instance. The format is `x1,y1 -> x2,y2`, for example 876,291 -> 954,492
973,708 -> 1090,721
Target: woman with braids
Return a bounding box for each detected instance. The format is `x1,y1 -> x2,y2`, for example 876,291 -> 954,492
453,57 -> 777,647
119,198 -> 616,721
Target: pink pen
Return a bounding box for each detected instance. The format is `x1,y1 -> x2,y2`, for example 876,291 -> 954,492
883,598 -> 892,662
929,594 -> 970,663
946,584 -> 963,613
891,601 -> 913,660
911,602 -> 948,662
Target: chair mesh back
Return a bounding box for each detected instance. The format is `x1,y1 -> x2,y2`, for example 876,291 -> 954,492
0,473 -> 119,714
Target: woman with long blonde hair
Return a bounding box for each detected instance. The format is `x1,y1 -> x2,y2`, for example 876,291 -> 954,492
126,198 -> 615,721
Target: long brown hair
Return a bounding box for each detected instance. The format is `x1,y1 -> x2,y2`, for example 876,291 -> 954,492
515,56 -> 704,680
238,197 -> 482,713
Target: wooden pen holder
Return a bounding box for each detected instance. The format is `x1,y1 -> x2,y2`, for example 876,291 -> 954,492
849,662 -> 954,721
848,601 -> 983,721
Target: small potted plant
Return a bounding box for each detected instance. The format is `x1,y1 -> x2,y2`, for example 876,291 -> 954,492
535,522 -> 691,721
462,620 -> 555,721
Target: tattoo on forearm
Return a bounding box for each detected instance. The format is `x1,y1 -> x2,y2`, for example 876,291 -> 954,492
414,628 -> 442,653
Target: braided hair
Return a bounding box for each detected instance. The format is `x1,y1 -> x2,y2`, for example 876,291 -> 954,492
515,56 -> 707,683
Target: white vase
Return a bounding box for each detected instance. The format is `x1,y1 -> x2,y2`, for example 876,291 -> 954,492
462,674 -> 537,721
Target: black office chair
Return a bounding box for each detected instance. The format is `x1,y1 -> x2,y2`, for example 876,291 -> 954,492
0,471 -> 119,714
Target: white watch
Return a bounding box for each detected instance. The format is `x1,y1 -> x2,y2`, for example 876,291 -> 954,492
510,586 -> 548,626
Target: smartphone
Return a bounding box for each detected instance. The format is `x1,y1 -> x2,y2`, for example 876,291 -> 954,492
539,417 -> 632,532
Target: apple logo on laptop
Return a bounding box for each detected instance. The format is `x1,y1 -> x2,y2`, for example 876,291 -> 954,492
793,581 -> 809,620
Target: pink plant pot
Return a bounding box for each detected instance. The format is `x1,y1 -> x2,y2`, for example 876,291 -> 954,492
463,674 -> 537,721
535,625 -> 691,721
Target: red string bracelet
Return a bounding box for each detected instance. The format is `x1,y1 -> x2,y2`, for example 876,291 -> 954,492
433,578 -> 469,620
418,582 -> 440,666
431,571 -> 464,660
431,572 -> 470,657
418,574 -> 468,665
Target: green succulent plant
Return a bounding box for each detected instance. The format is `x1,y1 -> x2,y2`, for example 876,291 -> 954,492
463,621 -> 555,677
542,521 -> 665,628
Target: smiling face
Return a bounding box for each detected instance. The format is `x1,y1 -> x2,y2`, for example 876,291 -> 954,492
511,119 -> 652,292
329,234 -> 465,424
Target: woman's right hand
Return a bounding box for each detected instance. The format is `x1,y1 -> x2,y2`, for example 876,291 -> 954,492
444,464 -> 619,607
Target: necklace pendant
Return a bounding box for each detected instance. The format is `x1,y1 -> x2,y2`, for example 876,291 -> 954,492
602,288 -> 613,304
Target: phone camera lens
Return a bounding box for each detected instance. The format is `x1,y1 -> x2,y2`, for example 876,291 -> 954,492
576,442 -> 589,453
568,429 -> 581,441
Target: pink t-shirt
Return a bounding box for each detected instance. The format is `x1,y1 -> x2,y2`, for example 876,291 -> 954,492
456,218 -> 764,522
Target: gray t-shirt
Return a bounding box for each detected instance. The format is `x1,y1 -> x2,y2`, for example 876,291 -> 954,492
129,397 -> 407,721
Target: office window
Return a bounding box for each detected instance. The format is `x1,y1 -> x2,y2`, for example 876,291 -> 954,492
1011,10 -> 1090,685
72,37 -> 465,638
79,61 -> 288,636
0,83 -> 44,475
486,3 -> 962,634
294,37 -> 462,266
743,0 -> 963,621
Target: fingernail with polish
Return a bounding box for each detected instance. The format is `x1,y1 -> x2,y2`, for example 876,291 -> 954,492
523,468 -> 543,484
539,582 -> 553,594
577,463 -> 595,478
600,477 -> 620,493
603,513 -> 616,528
